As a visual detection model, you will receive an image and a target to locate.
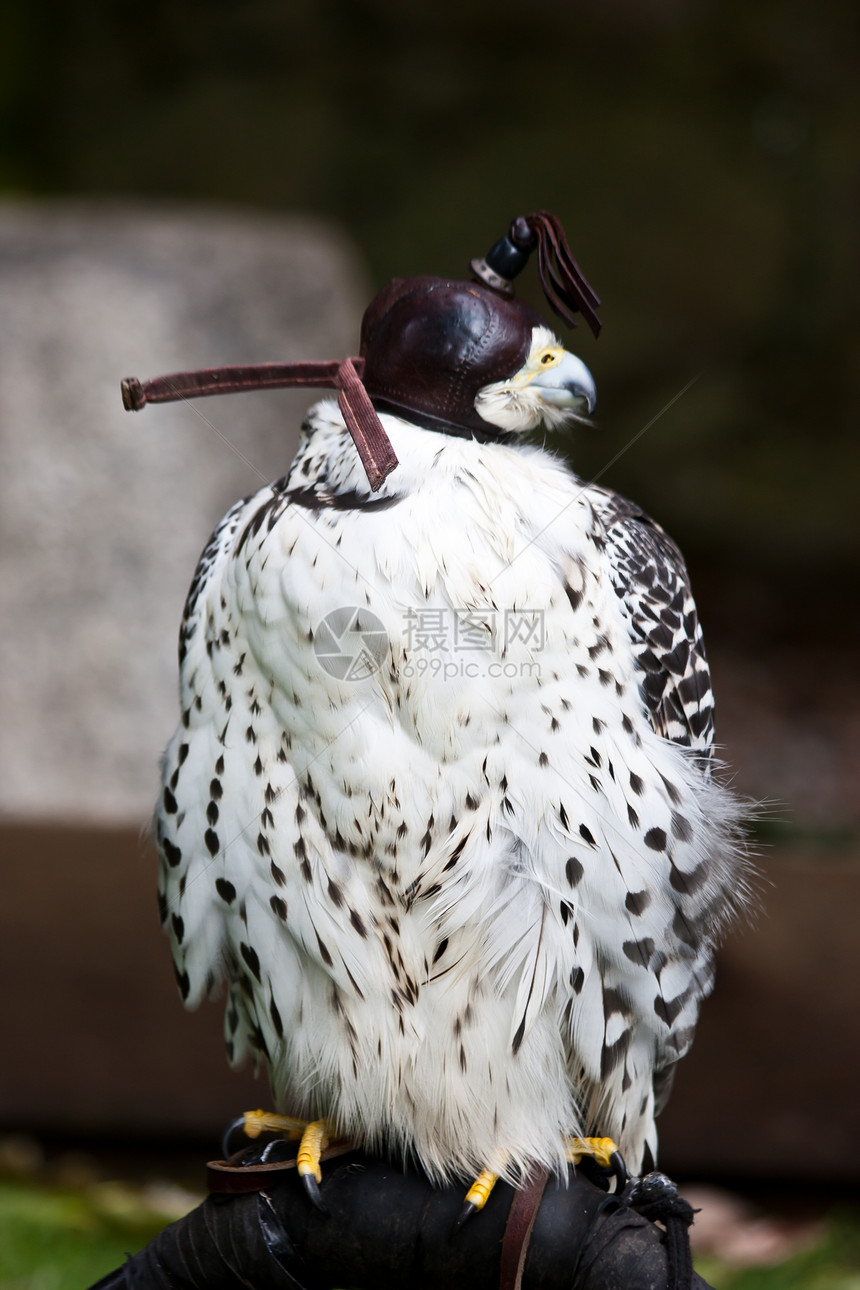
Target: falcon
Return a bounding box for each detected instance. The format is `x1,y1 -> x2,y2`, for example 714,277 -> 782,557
141,212 -> 749,1209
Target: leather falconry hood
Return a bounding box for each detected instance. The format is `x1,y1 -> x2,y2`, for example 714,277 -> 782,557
122,211 -> 601,490
359,277 -> 547,440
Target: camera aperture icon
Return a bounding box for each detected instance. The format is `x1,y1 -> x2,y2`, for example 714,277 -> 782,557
313,607 -> 389,681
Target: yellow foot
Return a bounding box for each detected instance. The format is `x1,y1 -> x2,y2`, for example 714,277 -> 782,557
241,1109 -> 307,1141
222,1109 -> 307,1158
455,1167 -> 499,1229
296,1117 -> 334,1215
566,1136 -> 628,1188
565,1136 -> 618,1167
223,1110 -> 337,1214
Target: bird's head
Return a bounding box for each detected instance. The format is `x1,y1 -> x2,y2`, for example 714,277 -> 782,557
360,213 -> 600,445
360,275 -> 597,444
473,324 -> 596,435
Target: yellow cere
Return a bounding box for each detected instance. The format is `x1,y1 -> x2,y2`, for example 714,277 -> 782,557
516,345 -> 563,385
510,343 -> 564,387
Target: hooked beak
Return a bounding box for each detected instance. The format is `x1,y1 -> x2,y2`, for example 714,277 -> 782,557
530,351 -> 597,416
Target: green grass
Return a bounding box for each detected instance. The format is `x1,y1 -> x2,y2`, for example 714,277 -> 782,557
697,1210 -> 860,1290
0,1180 -> 176,1290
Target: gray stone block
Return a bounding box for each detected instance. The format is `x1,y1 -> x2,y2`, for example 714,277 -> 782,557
0,201 -> 368,823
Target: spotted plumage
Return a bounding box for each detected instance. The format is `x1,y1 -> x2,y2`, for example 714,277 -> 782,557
155,324 -> 749,1185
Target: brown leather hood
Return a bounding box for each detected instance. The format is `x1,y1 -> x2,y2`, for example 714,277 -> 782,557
359,276 -> 548,437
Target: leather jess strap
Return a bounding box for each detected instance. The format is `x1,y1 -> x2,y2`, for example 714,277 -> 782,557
122,357 -> 399,493
499,1169 -> 550,1290
206,1140 -> 356,1194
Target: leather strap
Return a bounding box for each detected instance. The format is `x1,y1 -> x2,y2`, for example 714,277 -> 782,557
121,360 -> 363,409
206,1140 -> 355,1194
499,1169 -> 549,1290
336,355 -> 399,491
122,356 -> 399,493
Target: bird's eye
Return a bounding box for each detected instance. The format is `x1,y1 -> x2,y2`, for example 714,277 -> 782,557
539,351 -> 558,367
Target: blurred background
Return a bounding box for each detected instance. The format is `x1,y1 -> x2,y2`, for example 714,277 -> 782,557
0,0 -> 858,1283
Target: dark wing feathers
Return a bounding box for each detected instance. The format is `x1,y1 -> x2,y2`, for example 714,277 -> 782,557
592,488 -> 715,758
591,487 -> 720,1124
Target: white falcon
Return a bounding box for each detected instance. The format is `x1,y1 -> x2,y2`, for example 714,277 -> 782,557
145,212 -> 749,1207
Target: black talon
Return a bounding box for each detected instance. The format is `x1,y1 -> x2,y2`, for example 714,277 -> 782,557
609,1150 -> 629,1191
575,1146 -> 630,1194
221,1115 -> 247,1159
302,1171 -> 331,1217
453,1200 -> 477,1232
